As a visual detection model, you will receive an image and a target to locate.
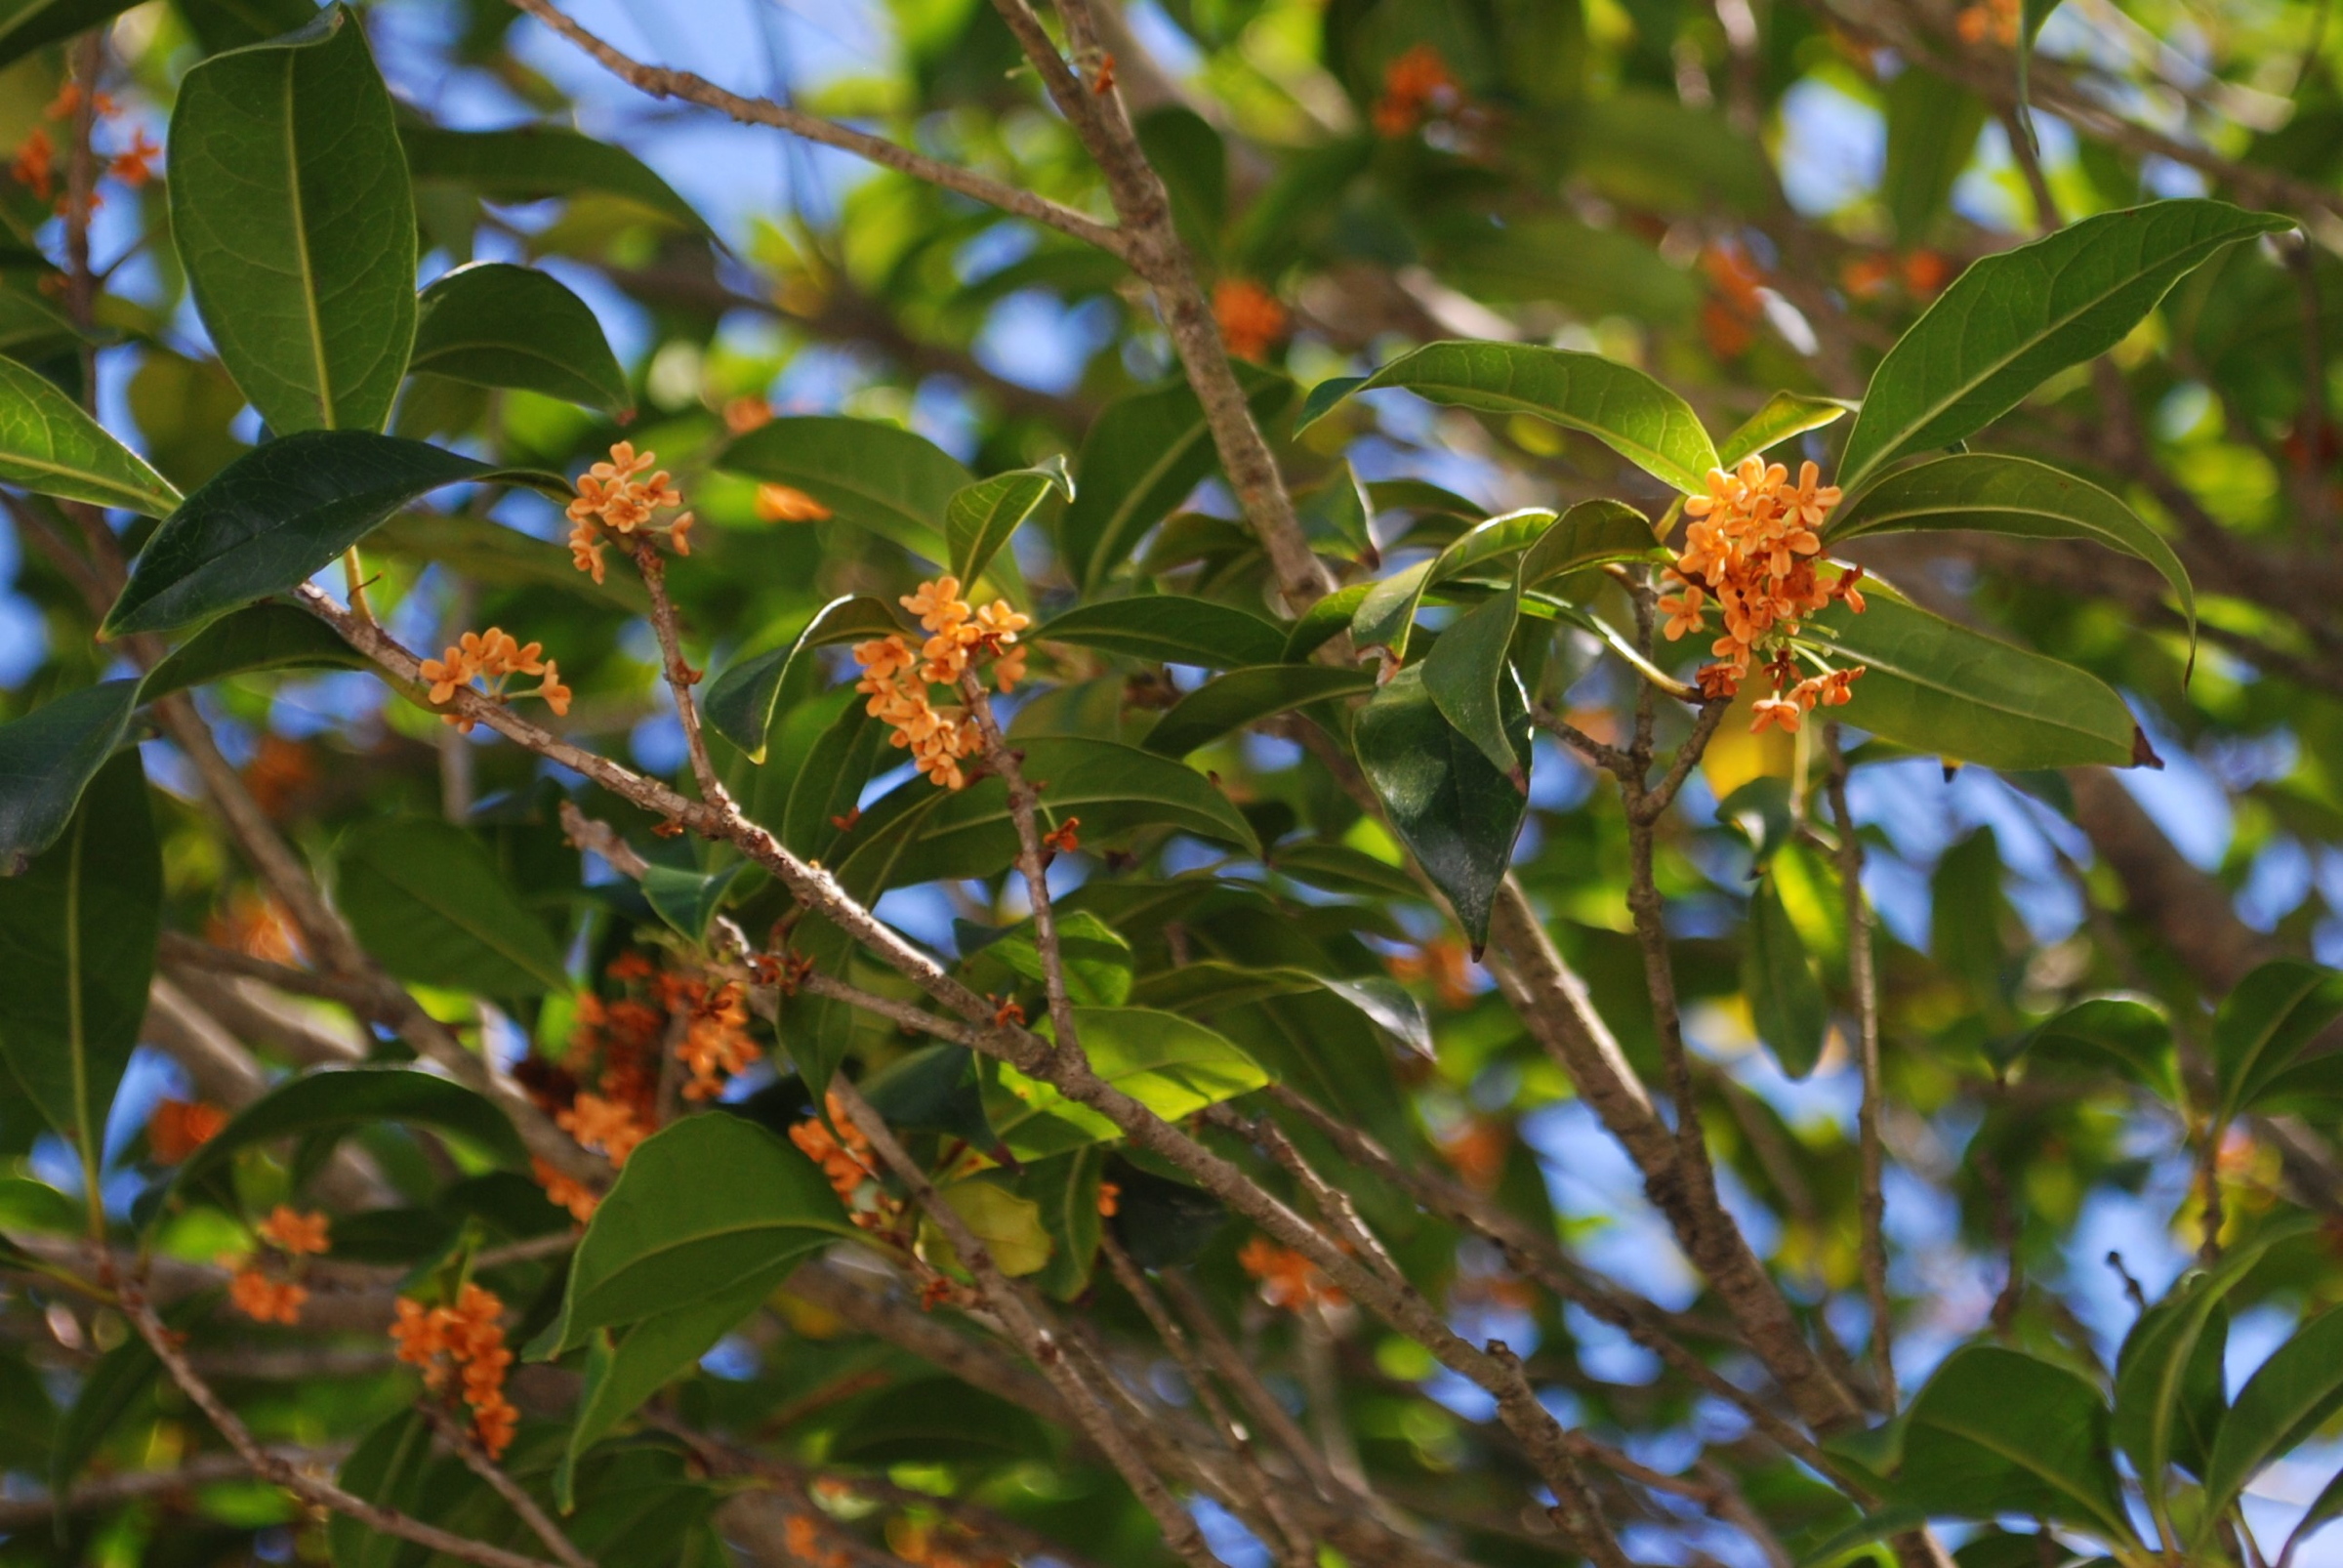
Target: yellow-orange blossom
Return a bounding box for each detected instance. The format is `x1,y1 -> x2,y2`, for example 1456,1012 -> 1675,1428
852,577 -> 1030,791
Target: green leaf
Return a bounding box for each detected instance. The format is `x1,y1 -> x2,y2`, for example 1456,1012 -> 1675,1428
1800,594 -> 2141,770
1130,963 -> 1434,1059
1267,840 -> 1421,900
174,0 -> 320,54
1143,665 -> 1376,756
1823,455 -> 2195,652
330,1414 -> 435,1568
861,1045 -> 993,1146
400,124 -> 712,235
2200,1306 -> 2343,1535
0,355 -> 181,516
925,1177 -> 1053,1278
948,457 -> 1072,587
703,596 -> 903,761
641,859 -> 745,945
1888,1343 -> 2133,1540
0,681 -> 139,874
1353,664 -> 1528,954
984,1008 -> 1270,1160
1838,200 -> 2292,491
1745,873 -> 1826,1078
556,1275 -> 772,1512
173,1065 -> 529,1192
334,817 -> 571,999
51,1295 -> 210,1510
0,0 -> 145,73
1025,1147 -> 1107,1300
138,601 -> 367,702
1882,70 -> 1988,247
1297,341 -> 1719,495
1420,588 -> 1530,780
832,737 -> 1258,892
781,706 -> 888,859
0,751 -> 157,1170
2012,995 -> 2178,1101
409,263 -> 631,416
1060,368 -> 1294,593
717,416 -> 970,560
1284,582 -> 1371,661
168,5 -> 418,435
1036,596 -> 1288,668
984,910 -> 1135,1008
2281,1466 -> 2343,1568
543,1114 -> 854,1352
2113,1217 -> 2315,1525
1349,507 -> 1574,662
373,508 -> 647,613
1716,392 -> 1855,468
103,431 -> 566,637
2211,959 -> 2343,1124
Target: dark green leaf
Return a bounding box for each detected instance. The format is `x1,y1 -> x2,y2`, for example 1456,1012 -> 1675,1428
1716,392 -> 1855,468
1889,1343 -> 2133,1540
1883,70 -> 1988,246
717,416 -> 970,560
2281,1466 -> 2343,1568
543,1113 -> 854,1352
1353,664 -> 1528,954
330,1413 -> 434,1568
1297,341 -> 1719,494
1800,594 -> 2141,770
781,706 -> 888,859
335,817 -> 572,999
703,596 -> 902,761
832,737 -> 1258,892
1143,665 -> 1376,756
2012,995 -> 2177,1100
2211,959 -> 2343,1123
948,457 -> 1072,587
103,431 -> 566,637
1284,583 -> 1371,662
410,263 -> 631,415
138,601 -> 367,702
1036,596 -> 1288,668
373,508 -> 647,613
1745,873 -> 1826,1077
0,681 -> 139,874
0,752 -> 156,1176
556,1276 -> 771,1512
400,124 -> 712,235
1420,586 -> 1530,779
174,0 -> 319,54
1267,840 -> 1421,899
861,1045 -> 993,1146
51,1296 -> 210,1509
0,0 -> 145,74
168,6 -> 418,434
1130,962 -> 1434,1059
985,909 -> 1135,1007
174,1065 -> 530,1192
0,355 -> 180,516
1839,200 -> 2292,490
1060,368 -> 1294,593
1350,508 -> 1557,661
2200,1305 -> 2343,1535
984,1008 -> 1269,1160
1824,455 -> 2195,651
1024,1147 -> 1107,1300
641,859 -> 745,945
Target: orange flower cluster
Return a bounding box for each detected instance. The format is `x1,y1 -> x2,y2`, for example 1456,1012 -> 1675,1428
723,396 -> 774,433
9,83 -> 158,215
418,627 -> 570,733
224,1205 -> 330,1325
1841,248 -> 1951,301
789,1093 -> 898,1234
390,1283 -> 519,1457
888,1515 -> 1014,1568
558,1091 -> 649,1168
1372,44 -> 1463,137
206,887 -> 302,965
1237,1236 -> 1347,1313
782,1513 -> 851,1568
851,577 -> 1030,791
671,976 -> 760,1100
1438,1118 -> 1508,1194
147,1097 -> 227,1164
566,442 -> 693,583
1387,937 -> 1474,1009
1701,242 -> 1768,360
533,1156 -> 599,1224
1957,0 -> 2021,45
1213,279 -> 1288,362
1657,458 -> 1868,727
241,733 -> 315,819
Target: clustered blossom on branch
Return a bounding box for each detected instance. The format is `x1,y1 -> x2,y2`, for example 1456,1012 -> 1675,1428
1657,457 -> 1868,730
9,82 -> 159,218
1371,44 -> 1464,137
851,577 -> 1031,791
1213,278 -> 1288,362
791,1093 -> 904,1237
147,1096 -> 227,1163
566,441 -> 694,583
417,628 -> 571,732
390,1283 -> 519,1458
1958,0 -> 2022,46
223,1205 -> 330,1325
1237,1236 -> 1347,1312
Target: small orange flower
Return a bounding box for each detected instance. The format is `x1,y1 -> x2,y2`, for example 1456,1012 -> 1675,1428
108,127 -> 159,187
558,1092 -> 649,1167
1213,279 -> 1288,362
1238,1236 -> 1346,1312
755,482 -> 832,522
228,1267 -> 308,1325
532,1156 -> 598,1223
390,1284 -> 518,1456
850,579 -> 1025,792
1372,43 -> 1461,137
258,1205 -> 330,1257
993,996 -> 1027,1027
1957,0 -> 2020,45
147,1098 -> 227,1163
10,127 -> 53,201
1902,249 -> 1951,295
1096,1180 -> 1121,1217
567,441 -> 691,581
723,396 -> 774,433
1750,695 -> 1803,734
1090,52 -> 1117,94
1042,817 -> 1081,854
418,627 -> 568,729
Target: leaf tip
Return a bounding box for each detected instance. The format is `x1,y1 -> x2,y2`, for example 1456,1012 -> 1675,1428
2130,726 -> 2165,770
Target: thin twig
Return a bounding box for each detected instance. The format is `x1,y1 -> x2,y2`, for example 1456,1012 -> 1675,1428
632,538 -> 729,809
1824,724 -> 1896,1412
415,1403 -> 595,1568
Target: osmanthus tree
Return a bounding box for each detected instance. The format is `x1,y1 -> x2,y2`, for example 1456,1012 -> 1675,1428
7,0 -> 2343,1565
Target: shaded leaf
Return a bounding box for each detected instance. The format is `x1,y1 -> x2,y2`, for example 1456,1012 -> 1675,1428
948,457 -> 1072,587
925,1177 -> 1053,1278
168,6 -> 418,434
717,416 -> 970,560
1883,70 -> 1988,246
2212,959 -> 2343,1124
703,596 -> 902,761
0,0 -> 145,71
1037,596 -> 1287,668
1025,1147 -> 1106,1300
1745,874 -> 1826,1077
174,1065 -> 529,1192
1298,341 -> 1719,494
983,909 -> 1135,1008
2011,995 -> 2177,1101
1354,664 -> 1528,953
543,1113 -> 854,1351
1717,392 -> 1854,467
400,124 -> 712,235
2200,1305 -> 2343,1536
0,354 -> 180,516
139,601 -> 367,702
1143,664 -> 1376,756
0,681 -> 139,874
1839,200 -> 2292,490
1350,508 -> 1560,661
1888,1344 -> 2133,1540
335,817 -> 571,999
104,431 -> 566,637
410,262 -> 631,415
